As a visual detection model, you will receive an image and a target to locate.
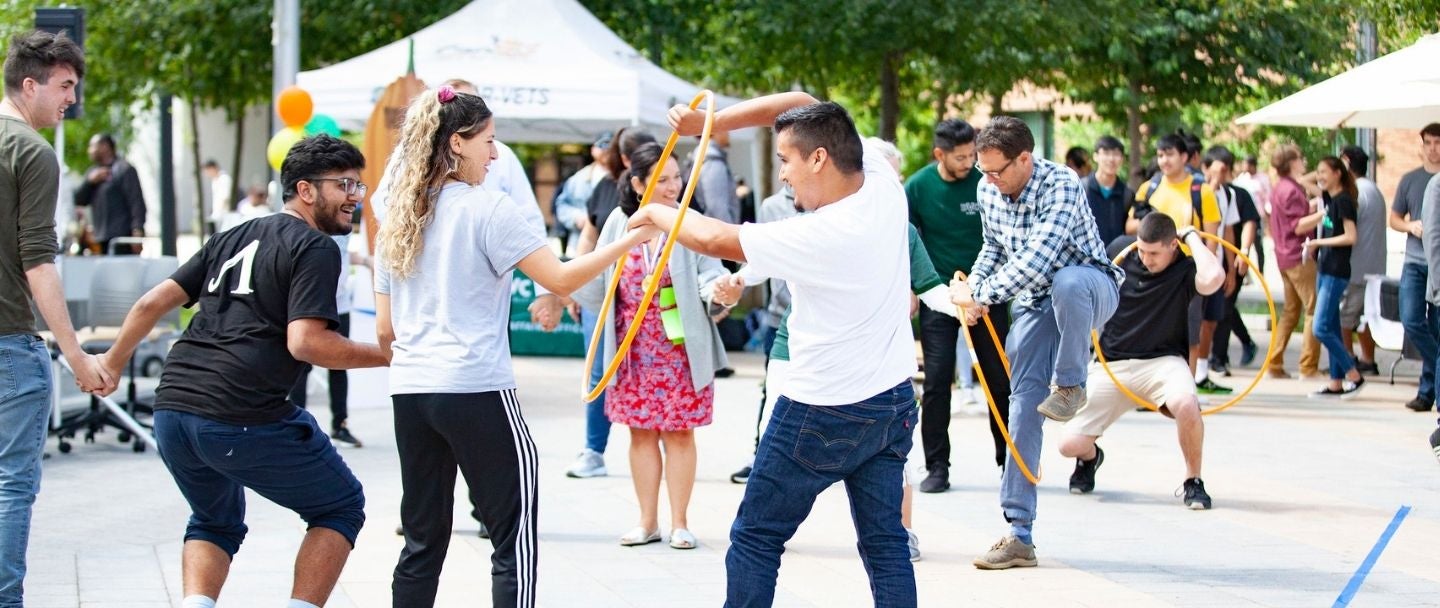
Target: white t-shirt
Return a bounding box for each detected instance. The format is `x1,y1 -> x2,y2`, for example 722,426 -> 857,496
736,140 -> 914,405
375,183 -> 548,394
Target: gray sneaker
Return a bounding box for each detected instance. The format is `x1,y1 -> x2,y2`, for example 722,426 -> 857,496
1037,386 -> 1086,422
565,449 -> 607,478
906,528 -> 921,562
973,535 -> 1037,570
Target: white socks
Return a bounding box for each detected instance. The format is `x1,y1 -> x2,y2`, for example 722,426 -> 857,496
181,596 -> 216,608
181,592 -> 317,607
1195,359 -> 1210,383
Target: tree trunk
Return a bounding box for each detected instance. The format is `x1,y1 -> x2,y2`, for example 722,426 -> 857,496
188,99 -> 205,237
879,51 -> 901,141
990,90 -> 1004,118
1125,78 -> 1144,182
230,110 -> 245,209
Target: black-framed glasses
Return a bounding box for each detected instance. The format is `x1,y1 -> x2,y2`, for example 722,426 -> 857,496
976,157 -> 1016,179
306,177 -> 368,198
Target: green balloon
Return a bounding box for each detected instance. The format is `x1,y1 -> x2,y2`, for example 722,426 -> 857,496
304,114 -> 341,138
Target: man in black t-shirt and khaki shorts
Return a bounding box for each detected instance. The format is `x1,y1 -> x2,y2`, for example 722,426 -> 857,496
1057,213 -> 1225,510
95,135 -> 389,608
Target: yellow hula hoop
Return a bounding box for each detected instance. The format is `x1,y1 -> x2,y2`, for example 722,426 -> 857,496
581,91 -> 717,403
1090,232 -> 1278,416
953,271 -> 1040,485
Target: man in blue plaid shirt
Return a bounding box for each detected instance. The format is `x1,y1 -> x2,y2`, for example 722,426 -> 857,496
950,116 -> 1123,570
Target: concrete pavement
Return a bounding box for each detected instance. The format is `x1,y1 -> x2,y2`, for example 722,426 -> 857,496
24,315 -> 1440,607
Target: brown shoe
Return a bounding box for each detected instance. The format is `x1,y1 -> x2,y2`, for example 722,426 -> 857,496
1037,386 -> 1086,422
973,535 -> 1038,570
1267,368 -> 1293,379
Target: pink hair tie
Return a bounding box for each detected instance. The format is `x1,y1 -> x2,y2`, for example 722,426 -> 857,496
436,85 -> 457,104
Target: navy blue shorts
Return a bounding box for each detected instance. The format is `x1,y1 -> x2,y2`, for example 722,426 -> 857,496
153,407 -> 366,557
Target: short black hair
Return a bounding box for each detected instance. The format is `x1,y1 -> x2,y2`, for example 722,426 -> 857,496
281,134 -> 366,201
1203,145 -> 1235,170
1422,123 -> 1440,140
1156,133 -> 1189,159
92,133 -> 116,151
1137,212 -> 1178,244
1341,145 -> 1370,178
775,102 -> 863,175
202,159 -> 220,170
933,119 -> 976,151
1177,128 -> 1202,155
975,116 -> 1034,159
1065,146 -> 1089,168
1094,136 -> 1124,154
3,30 -> 84,96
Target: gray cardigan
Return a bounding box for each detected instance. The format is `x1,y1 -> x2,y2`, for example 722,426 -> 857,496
573,207 -> 730,391
1421,173 -> 1440,305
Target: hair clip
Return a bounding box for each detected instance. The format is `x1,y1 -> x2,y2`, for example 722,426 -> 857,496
437,85 -> 457,104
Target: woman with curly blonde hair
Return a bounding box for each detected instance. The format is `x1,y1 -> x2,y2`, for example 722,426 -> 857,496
375,86 -> 656,608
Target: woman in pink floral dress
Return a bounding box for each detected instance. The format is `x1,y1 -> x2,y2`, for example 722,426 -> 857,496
573,143 -> 740,550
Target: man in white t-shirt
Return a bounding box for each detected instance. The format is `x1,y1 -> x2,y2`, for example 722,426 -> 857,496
627,92 -> 918,606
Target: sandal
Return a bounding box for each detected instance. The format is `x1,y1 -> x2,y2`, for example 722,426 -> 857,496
619,526 -> 661,546
669,528 -> 697,550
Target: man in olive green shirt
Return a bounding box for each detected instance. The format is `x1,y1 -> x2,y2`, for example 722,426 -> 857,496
0,30 -> 112,605
906,119 -> 1011,493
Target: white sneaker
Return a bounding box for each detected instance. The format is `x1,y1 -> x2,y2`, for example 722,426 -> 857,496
565,448 -> 607,478
957,388 -> 978,406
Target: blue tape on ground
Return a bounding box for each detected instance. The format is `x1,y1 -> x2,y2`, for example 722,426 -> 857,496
1333,505 -> 1411,608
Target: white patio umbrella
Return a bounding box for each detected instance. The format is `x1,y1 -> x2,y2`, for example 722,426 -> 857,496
1236,33 -> 1440,129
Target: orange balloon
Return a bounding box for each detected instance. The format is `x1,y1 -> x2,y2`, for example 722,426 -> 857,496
277,86 -> 314,128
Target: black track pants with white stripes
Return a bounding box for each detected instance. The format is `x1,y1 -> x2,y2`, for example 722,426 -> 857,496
392,390 -> 538,608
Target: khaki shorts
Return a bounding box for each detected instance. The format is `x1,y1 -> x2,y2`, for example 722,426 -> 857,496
1067,356 -> 1196,438
1339,279 -> 1366,330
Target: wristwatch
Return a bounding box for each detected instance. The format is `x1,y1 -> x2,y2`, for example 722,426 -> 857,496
1178,227 -> 1198,242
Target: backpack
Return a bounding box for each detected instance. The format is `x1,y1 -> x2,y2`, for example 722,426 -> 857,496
1132,173 -> 1204,230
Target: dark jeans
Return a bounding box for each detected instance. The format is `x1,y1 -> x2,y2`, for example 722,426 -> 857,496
392,390 -> 538,608
152,407 -> 366,558
1400,263 -> 1439,403
919,306 -> 1011,470
725,381 -> 917,607
288,313 -> 350,427
1211,283 -> 1254,367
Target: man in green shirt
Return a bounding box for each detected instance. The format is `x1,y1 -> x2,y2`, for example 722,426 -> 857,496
907,119 -> 1011,493
0,30 -> 111,605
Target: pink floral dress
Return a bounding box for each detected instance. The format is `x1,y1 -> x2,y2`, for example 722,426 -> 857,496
604,248 -> 714,431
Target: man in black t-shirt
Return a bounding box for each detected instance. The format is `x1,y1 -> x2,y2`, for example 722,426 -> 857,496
1057,214 -> 1225,510
95,135 -> 389,608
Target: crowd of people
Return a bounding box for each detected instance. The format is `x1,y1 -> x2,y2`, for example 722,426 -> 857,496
4,27 -> 1440,608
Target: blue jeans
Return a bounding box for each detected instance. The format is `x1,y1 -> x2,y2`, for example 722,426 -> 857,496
0,334 -> 52,607
580,307 -> 610,454
725,382 -> 917,608
1001,266 -> 1118,540
1314,273 -> 1354,380
1399,263 -> 1439,403
153,407 -> 366,557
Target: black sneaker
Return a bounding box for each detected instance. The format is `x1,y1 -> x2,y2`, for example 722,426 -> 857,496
1195,378 -> 1233,395
730,464 -> 752,484
1068,445 -> 1104,494
331,424 -> 363,448
1239,342 -> 1258,367
1429,427 -> 1440,465
1179,478 -> 1212,510
1355,360 -> 1380,375
1340,376 -> 1366,400
1406,397 -> 1435,412
918,466 -> 949,493
1211,362 -> 1230,377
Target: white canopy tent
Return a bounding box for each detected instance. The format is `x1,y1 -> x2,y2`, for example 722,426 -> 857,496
296,0 -> 747,143
1237,33 -> 1440,129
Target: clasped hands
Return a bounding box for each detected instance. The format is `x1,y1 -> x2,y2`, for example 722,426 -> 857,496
948,279 -> 988,326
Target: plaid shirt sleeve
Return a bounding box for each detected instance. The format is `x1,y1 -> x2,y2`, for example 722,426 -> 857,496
968,196 -> 1003,284
972,174 -> 1086,305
